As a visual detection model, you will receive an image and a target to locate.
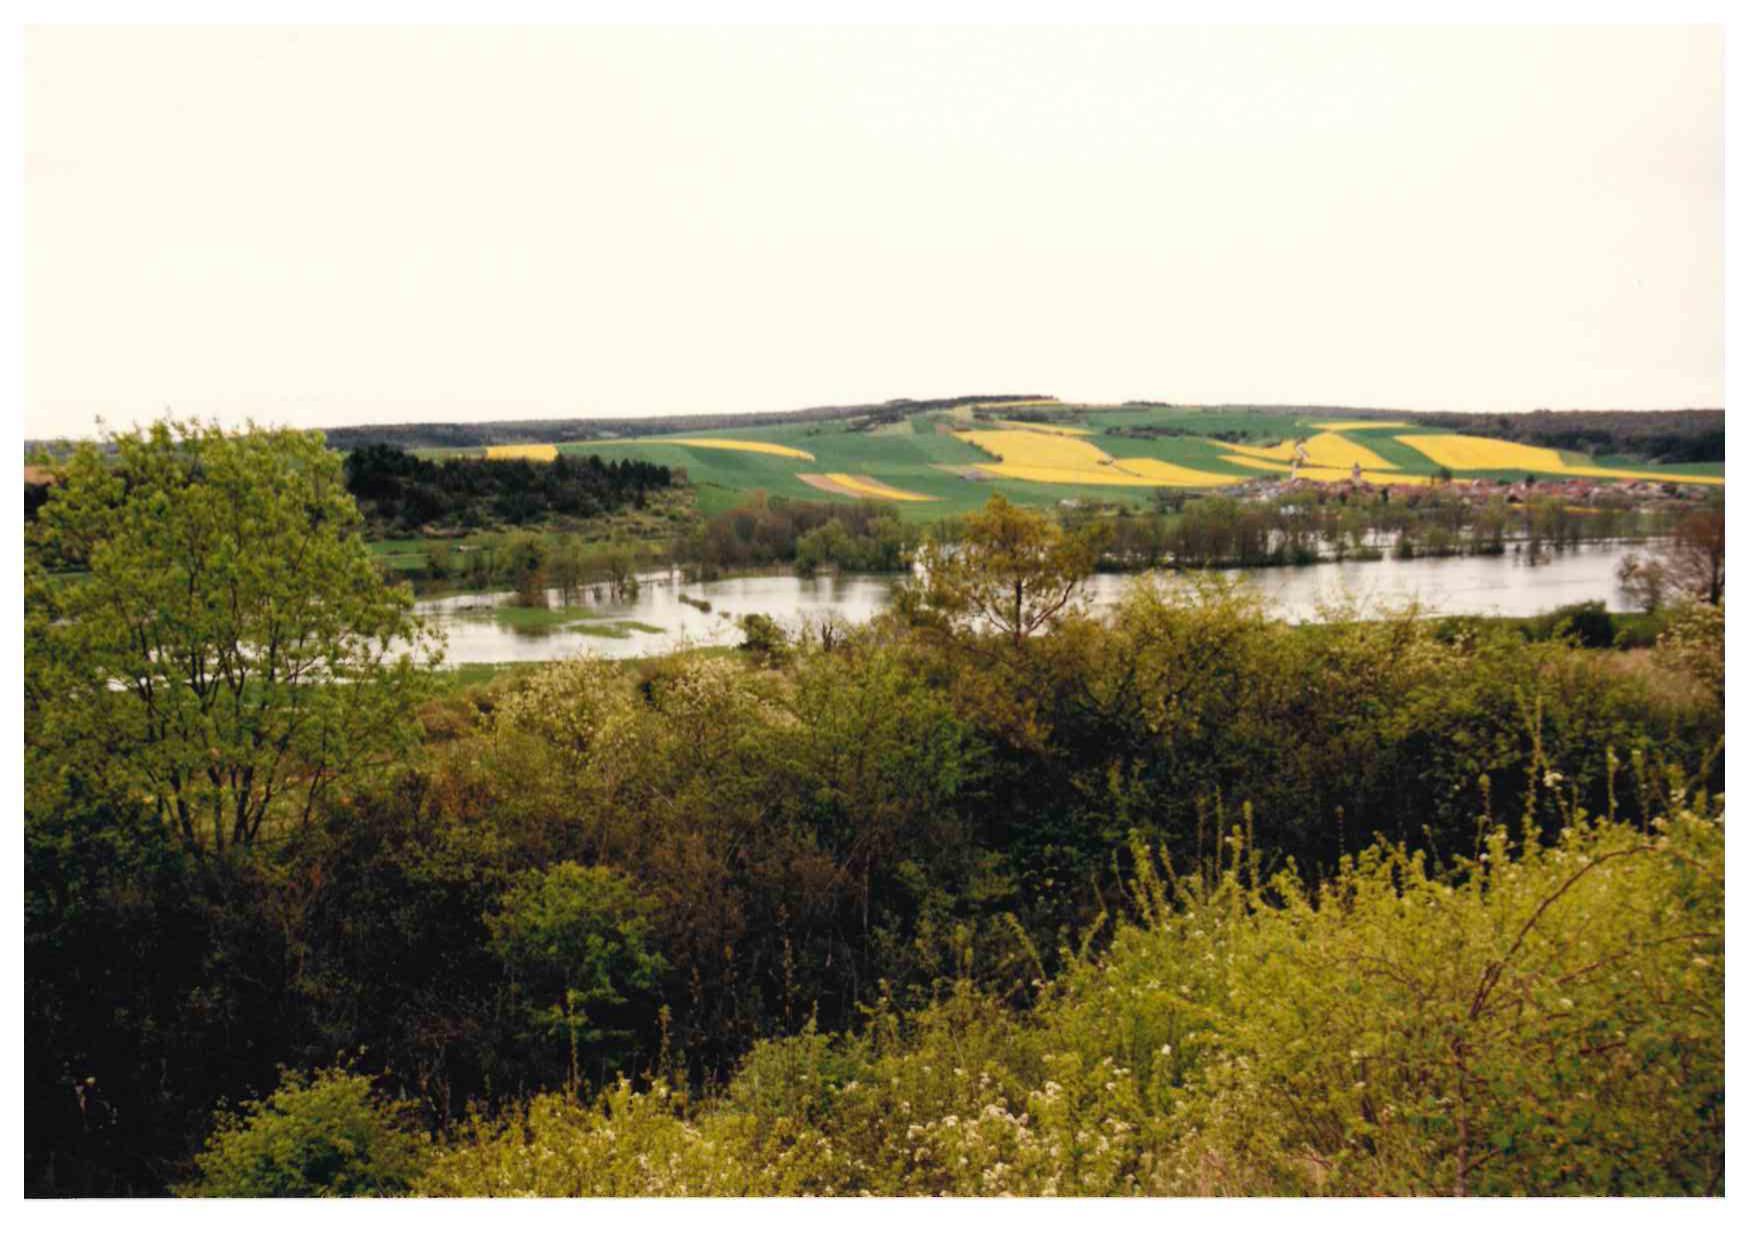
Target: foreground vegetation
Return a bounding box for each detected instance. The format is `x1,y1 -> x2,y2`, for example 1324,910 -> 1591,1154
408,802 -> 1723,1197
176,795 -> 1724,1198
24,422 -> 1725,1196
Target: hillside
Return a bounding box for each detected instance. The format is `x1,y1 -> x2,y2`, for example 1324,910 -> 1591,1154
312,395 -> 1054,453
346,400 -> 1722,522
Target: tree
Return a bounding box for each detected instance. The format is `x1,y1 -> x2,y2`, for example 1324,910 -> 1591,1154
908,495 -> 1105,648
1617,553 -> 1672,613
1616,506 -> 1723,612
25,419 -> 441,857
736,612 -> 792,665
1666,507 -> 1724,605
486,863 -> 666,1094
506,532 -> 550,607
178,1066 -> 429,1197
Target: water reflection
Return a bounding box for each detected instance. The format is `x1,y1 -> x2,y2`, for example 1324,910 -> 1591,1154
417,543 -> 1645,664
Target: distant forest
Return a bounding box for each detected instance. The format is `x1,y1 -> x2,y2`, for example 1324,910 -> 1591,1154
317,395 -> 1054,452
343,444 -> 673,534
1409,409 -> 1724,463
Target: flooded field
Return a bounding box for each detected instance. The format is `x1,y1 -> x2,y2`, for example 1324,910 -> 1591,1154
417,543 -> 1649,663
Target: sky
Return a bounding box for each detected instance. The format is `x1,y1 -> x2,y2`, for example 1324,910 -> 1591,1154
22,24 -> 1724,438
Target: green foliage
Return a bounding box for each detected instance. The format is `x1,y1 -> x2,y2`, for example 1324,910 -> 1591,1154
343,442 -> 672,535
25,419 -> 441,856
424,796 -> 1723,1196
909,495 -> 1105,647
681,494 -> 915,573
179,1066 -> 429,1197
1123,808 -> 1723,1194
487,863 -> 666,1092
736,612 -> 792,664
793,514 -> 913,573
1523,599 -> 1616,648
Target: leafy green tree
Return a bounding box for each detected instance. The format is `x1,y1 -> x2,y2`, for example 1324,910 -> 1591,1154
505,532 -> 550,607
794,517 -> 848,573
486,863 -> 666,1094
785,643 -> 988,940
736,613 -> 791,665
178,1066 -> 429,1197
25,419 -> 441,856
908,495 -> 1104,648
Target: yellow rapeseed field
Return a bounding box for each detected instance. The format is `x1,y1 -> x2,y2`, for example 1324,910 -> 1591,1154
956,429 -> 1236,487
1219,432 -> 1394,471
659,438 -> 815,460
957,429 -> 1109,471
822,473 -> 934,502
485,443 -> 559,462
1396,434 -> 1566,473
979,465 -> 1144,486
1396,434 -> 1721,486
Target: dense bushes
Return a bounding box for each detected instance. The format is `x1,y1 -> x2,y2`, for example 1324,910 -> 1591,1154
179,1067 -> 429,1197
678,494 -> 915,574
421,800 -> 1723,1196
284,585 -> 1719,1147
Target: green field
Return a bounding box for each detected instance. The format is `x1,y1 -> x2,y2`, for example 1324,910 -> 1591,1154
1590,455 -> 1727,479
534,404 -> 1721,518
442,600 -> 668,638
555,416 -> 1182,520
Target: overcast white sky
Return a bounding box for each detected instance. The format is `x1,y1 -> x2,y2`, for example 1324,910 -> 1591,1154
22,24 -> 1723,437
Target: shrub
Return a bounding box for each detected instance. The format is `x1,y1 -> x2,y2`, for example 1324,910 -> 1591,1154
737,613 -> 792,665
1124,802 -> 1724,1195
1530,599 -> 1616,648
178,1067 -> 428,1197
1656,601 -> 1724,704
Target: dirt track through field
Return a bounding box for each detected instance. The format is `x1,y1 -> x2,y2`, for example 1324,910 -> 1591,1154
797,473 -> 867,498
798,473 -> 935,502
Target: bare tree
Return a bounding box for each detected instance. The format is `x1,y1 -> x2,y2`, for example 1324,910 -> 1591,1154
1666,508 -> 1724,605
1617,507 -> 1722,611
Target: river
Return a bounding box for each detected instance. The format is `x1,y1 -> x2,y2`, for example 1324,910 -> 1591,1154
415,542 -> 1647,664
